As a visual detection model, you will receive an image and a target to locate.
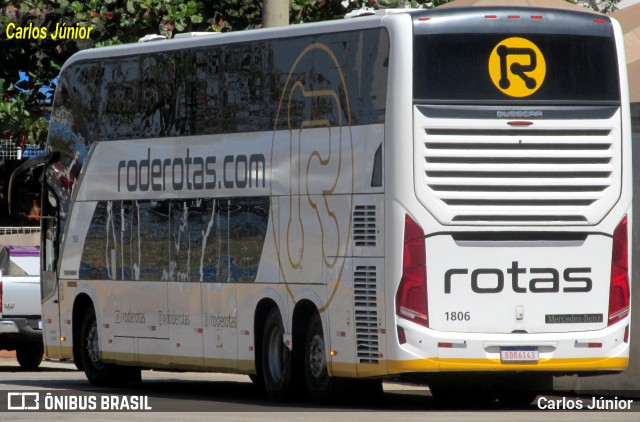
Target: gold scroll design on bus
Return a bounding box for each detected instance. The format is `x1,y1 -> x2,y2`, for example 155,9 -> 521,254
270,43 -> 354,313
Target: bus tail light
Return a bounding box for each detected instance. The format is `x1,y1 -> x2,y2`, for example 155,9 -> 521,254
395,215 -> 428,327
608,216 -> 629,326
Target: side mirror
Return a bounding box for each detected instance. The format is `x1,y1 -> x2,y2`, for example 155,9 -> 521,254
8,152 -> 60,216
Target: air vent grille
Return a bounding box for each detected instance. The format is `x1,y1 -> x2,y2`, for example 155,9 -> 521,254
423,127 -> 614,224
354,265 -> 379,364
353,205 -> 377,247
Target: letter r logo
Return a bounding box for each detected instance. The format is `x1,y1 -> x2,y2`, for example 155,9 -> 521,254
488,37 -> 546,98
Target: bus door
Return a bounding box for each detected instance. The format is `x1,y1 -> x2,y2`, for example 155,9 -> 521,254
8,153 -> 66,359
41,185 -> 63,359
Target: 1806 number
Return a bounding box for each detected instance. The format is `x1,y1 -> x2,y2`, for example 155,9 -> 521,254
445,311 -> 470,321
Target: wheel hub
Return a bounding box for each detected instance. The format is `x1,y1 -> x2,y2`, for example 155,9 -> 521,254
267,326 -> 284,380
86,322 -> 104,370
309,334 -> 326,378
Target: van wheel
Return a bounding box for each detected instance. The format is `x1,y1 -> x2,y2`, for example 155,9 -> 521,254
16,347 -> 43,370
81,307 -> 116,386
305,312 -> 333,402
261,308 -> 291,400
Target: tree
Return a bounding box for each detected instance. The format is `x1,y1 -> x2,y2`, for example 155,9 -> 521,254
0,0 -> 263,147
0,0 -> 620,147
576,0 -> 620,14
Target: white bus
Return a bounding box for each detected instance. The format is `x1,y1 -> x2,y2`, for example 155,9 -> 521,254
11,6 -> 632,404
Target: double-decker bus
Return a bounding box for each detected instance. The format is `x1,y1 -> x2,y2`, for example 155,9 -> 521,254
11,6 -> 632,404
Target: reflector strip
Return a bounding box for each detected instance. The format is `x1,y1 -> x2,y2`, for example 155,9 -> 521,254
397,326 -> 407,345
438,341 -> 467,349
574,341 -> 603,348
507,121 -> 533,126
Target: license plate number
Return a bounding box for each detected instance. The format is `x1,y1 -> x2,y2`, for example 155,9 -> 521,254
500,348 -> 539,363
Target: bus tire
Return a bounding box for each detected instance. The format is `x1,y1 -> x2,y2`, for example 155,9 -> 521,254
80,307 -> 116,386
496,390 -> 539,408
304,312 -> 333,402
261,308 -> 291,400
16,347 -> 43,371
119,365 -> 142,384
429,380 -> 495,407
496,374 -> 549,408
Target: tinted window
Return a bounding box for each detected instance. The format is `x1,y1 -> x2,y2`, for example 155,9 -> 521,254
53,28 -> 389,149
413,34 -> 620,104
80,197 -> 269,283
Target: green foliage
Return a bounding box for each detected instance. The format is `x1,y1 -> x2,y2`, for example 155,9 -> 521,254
289,0 -> 449,23
575,0 -> 621,14
0,0 -> 268,146
0,0 -> 620,146
0,85 -> 48,146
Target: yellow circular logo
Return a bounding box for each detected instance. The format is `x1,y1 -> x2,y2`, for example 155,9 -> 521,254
488,37 -> 546,98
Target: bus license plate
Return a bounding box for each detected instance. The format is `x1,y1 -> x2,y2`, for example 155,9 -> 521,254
500,348 -> 539,363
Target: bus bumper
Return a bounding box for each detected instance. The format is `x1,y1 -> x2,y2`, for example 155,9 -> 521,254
390,319 -> 630,374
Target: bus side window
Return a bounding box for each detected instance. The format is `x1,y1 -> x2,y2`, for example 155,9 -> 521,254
227,197 -> 269,283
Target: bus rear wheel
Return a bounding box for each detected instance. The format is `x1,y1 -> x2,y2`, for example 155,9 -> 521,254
81,307 -> 112,385
304,313 -> 333,402
80,307 -> 141,386
261,308 -> 291,400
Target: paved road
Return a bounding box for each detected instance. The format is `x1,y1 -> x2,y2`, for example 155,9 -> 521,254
0,355 -> 637,421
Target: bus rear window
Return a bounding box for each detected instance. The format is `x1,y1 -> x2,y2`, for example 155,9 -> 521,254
413,34 -> 620,104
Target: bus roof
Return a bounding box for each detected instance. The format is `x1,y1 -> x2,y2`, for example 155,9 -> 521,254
59,15 -> 388,73
60,5 -> 607,74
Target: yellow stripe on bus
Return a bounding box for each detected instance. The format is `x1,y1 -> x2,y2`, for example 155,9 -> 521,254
54,348 -> 627,377
331,356 -> 628,377
386,357 -> 629,373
